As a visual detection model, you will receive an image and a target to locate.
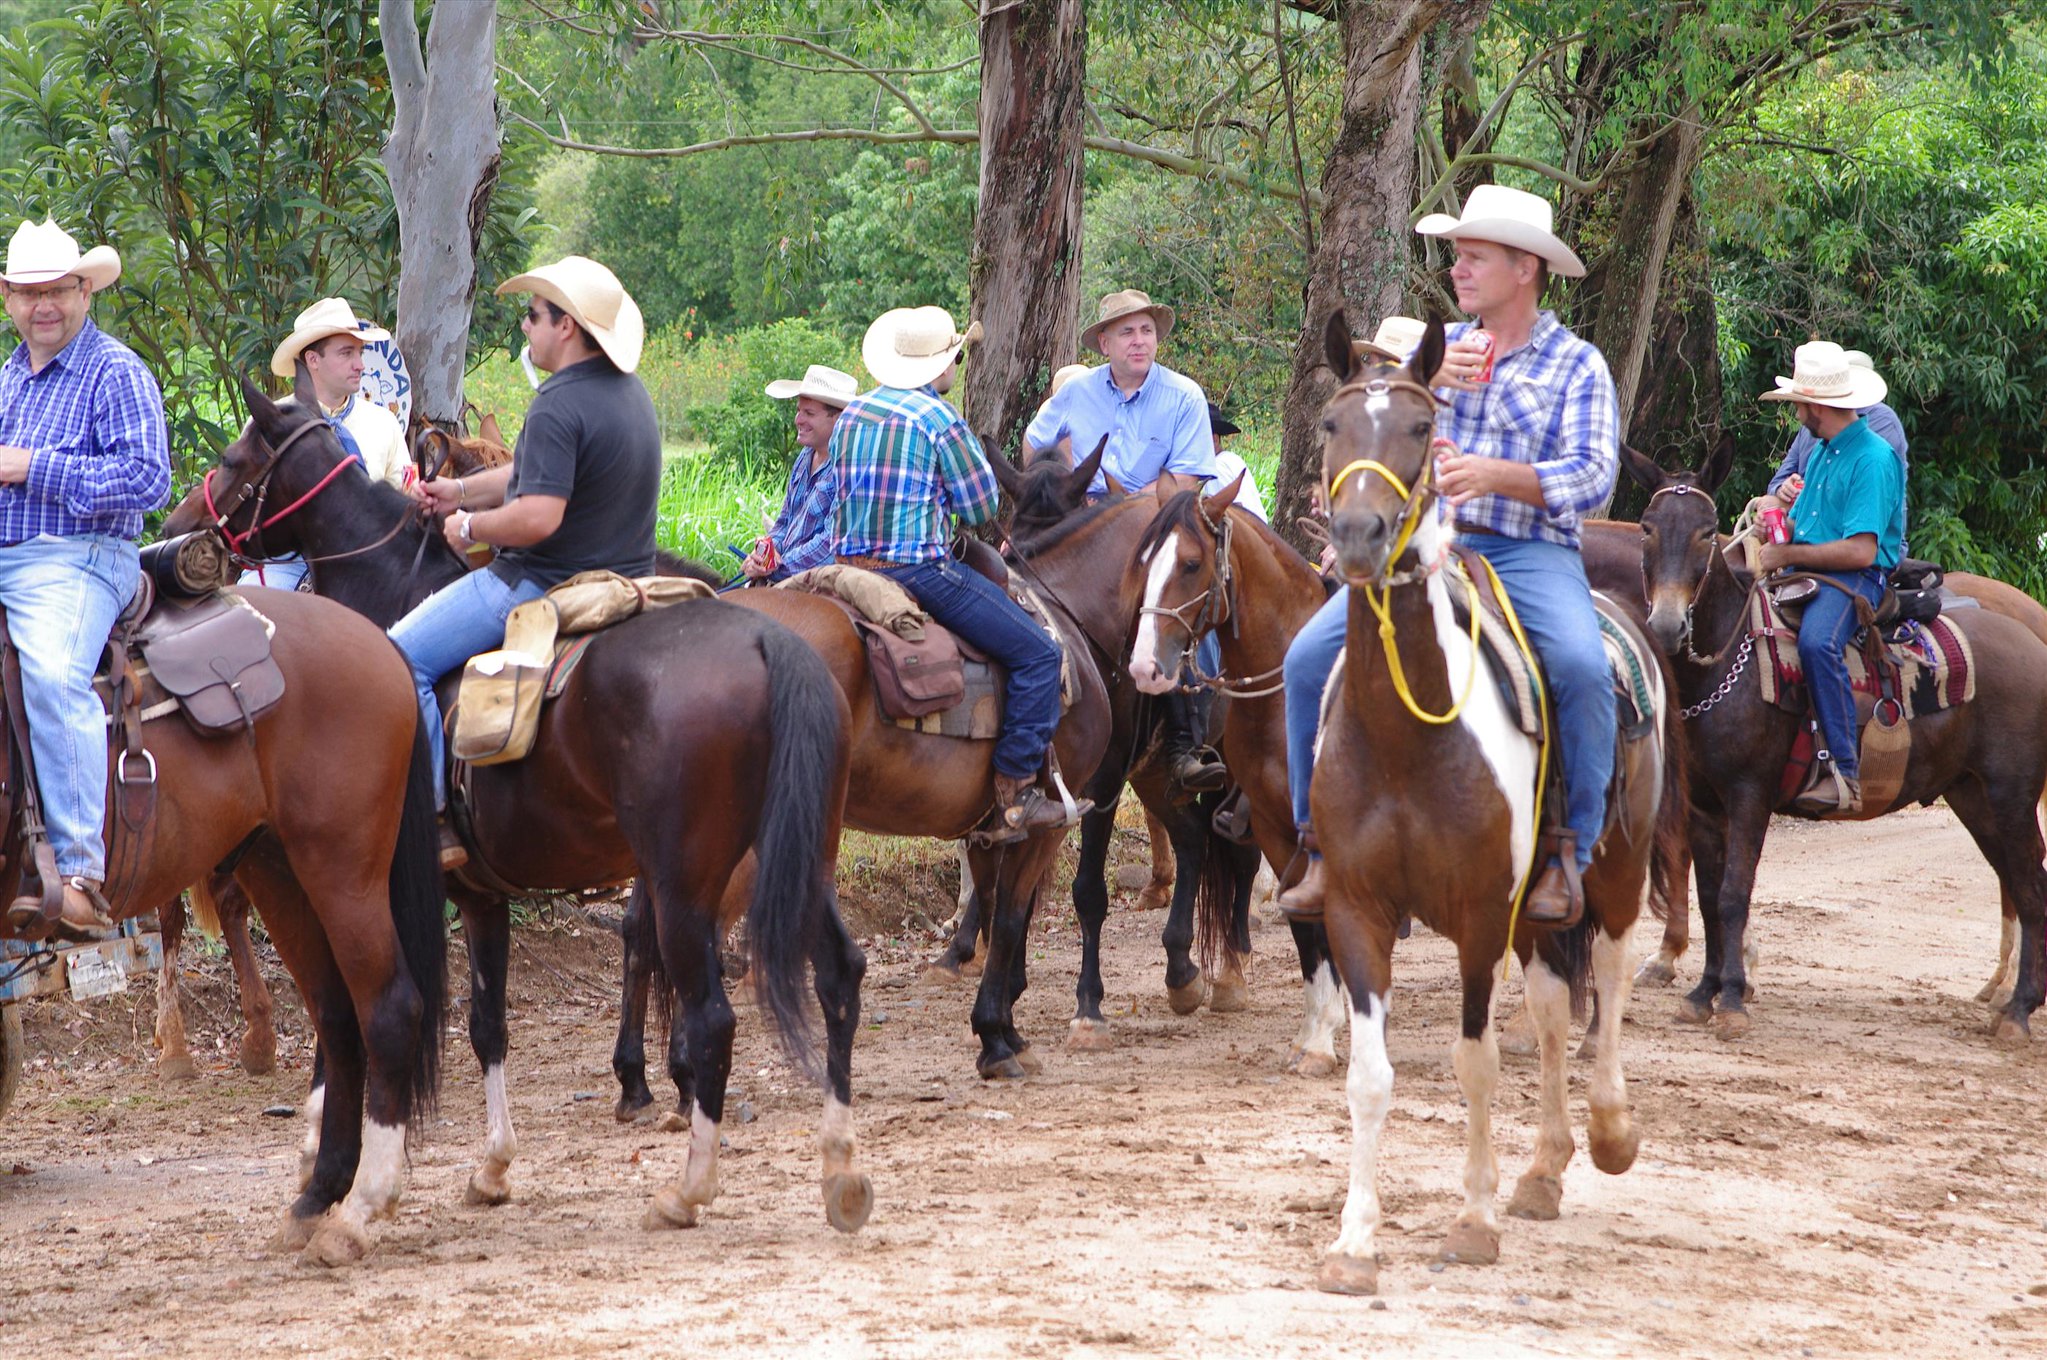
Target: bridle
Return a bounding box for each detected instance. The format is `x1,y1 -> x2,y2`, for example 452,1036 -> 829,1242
199,412 -> 423,571
1642,481 -> 1735,665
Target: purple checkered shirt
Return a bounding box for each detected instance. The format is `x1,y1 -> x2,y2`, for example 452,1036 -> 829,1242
0,319 -> 171,541
1437,313 -> 1616,550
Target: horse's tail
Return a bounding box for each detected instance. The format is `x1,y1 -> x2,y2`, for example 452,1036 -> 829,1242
1646,651 -> 1691,926
388,720 -> 447,1126
1538,913 -> 1598,1022
1192,812 -> 1253,977
189,871 -> 227,941
744,620 -> 848,1083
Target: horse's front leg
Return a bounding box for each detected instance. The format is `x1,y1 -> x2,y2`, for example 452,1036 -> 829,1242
154,894 -> 198,1081
1440,948 -> 1505,1267
1506,941 -> 1573,1222
1586,923 -> 1642,1172
1677,807 -> 1728,1025
459,899 -> 519,1205
1067,799 -> 1117,1051
1158,803 -> 1208,1015
1704,792 -> 1773,1039
1314,907 -> 1396,1295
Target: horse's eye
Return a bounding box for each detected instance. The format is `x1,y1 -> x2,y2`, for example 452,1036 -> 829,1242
1321,417 -> 1337,434
1412,421 -> 1432,439
1180,560 -> 1199,576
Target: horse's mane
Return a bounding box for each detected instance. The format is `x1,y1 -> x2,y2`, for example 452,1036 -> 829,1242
1133,488 -> 1211,562
1009,491 -> 1127,557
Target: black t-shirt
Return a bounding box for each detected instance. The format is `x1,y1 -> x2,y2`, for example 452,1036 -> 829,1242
490,356 -> 661,589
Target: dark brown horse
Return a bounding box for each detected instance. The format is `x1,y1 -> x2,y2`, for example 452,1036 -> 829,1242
1625,439 -> 2047,1042
1297,311 -> 1686,1295
0,587 -> 444,1266
164,384 -> 869,1234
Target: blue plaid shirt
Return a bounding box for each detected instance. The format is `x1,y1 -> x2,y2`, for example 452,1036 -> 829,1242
831,384 -> 1000,564
1438,313 -> 1616,550
764,448 -> 839,580
0,320 -> 171,542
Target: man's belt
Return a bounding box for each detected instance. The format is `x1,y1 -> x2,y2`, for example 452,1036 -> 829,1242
837,554 -> 909,572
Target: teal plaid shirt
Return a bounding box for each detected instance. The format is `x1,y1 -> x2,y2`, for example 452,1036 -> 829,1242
830,384 -> 1000,564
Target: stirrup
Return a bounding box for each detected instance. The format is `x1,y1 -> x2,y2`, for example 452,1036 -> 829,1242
1790,757 -> 1861,817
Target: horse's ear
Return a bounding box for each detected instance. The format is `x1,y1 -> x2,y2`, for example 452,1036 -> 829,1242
1202,470 -> 1244,519
242,374 -> 285,432
990,452 -> 1024,497
1068,434 -> 1108,498
1618,441 -> 1666,494
289,363 -> 317,411
1408,315 -> 1447,394
1102,470 -> 1129,499
1698,430 -> 1736,494
1322,310 -> 1356,384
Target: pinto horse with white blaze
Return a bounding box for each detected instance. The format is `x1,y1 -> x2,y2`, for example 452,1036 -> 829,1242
1297,312 -> 1686,1295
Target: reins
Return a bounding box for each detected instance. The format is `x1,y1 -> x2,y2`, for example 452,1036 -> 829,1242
202,412 -> 429,574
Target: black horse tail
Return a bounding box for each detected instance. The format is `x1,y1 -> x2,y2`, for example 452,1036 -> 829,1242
389,720 -> 447,1127
1192,810 -> 1254,976
1646,650 -> 1691,926
745,620 -> 848,1083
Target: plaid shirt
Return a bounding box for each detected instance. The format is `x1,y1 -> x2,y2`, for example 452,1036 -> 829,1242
1438,313 -> 1616,550
0,320 -> 171,542
765,448 -> 839,579
831,384 -> 999,564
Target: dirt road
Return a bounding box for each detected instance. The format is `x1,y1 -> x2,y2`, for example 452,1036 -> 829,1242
2,804 -> 2044,1357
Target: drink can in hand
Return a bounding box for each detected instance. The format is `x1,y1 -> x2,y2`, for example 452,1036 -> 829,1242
1470,329 -> 1496,384
1759,506 -> 1790,545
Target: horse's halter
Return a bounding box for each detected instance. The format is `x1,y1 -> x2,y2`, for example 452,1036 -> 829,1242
1642,481 -> 1730,664
1323,375 -> 1444,589
1136,498 -> 1235,684
200,412 -> 419,568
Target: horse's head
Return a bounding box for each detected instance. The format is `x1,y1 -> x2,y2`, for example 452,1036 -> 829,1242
160,376 -> 364,560
1623,434 -> 1734,656
1317,310 -> 1447,584
997,436 -> 1114,547
1127,474 -> 1246,694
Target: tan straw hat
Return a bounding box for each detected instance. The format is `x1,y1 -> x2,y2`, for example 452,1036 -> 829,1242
495,255 -> 645,374
764,363 -> 858,408
269,297 -> 392,378
861,306 -> 982,390
1360,316 -> 1426,364
1047,363 -> 1092,398
1414,184 -> 1585,279
1758,340 -> 1888,409
1081,288 -> 1175,354
2,218 -> 120,289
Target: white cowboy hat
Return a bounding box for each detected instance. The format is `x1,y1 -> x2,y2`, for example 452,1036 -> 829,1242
495,255 -> 645,374
1,218 -> 120,289
1414,184 -> 1586,279
764,363 -> 858,408
1080,288 -> 1176,353
861,306 -> 982,390
1360,315 -> 1426,364
1758,340 -> 1888,409
269,297 -> 392,378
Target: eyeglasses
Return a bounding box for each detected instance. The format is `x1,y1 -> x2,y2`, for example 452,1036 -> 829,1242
525,304 -> 559,326
5,280 -> 86,303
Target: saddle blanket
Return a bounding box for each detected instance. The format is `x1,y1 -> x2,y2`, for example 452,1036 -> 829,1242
1747,589 -> 1975,719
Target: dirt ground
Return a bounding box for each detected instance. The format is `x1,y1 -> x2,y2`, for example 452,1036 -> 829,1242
2,803 -> 2045,1358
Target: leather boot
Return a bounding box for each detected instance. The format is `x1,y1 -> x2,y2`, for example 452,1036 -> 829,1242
1521,831 -> 1584,928
1276,828 -> 1325,923
1790,757 -> 1861,818
1162,690 -> 1227,795
980,772 -> 1092,846
56,878 -> 116,939
437,819 -> 470,871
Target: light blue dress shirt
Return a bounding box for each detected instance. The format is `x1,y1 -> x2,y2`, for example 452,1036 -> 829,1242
1025,361 -> 1218,495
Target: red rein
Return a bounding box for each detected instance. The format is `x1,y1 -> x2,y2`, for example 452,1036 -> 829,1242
202,453 -> 355,559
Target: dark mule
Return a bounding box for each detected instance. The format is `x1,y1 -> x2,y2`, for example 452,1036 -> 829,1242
1624,440 -> 2047,1042
164,385 -> 869,1234
1300,312 -> 1686,1295
0,588 -> 444,1266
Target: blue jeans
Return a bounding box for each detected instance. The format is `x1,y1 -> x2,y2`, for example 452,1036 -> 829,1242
239,556 -> 309,591
880,557 -> 1061,779
0,534 -> 139,879
1796,566 -> 1886,779
389,568 -> 546,806
1284,589 -> 1347,831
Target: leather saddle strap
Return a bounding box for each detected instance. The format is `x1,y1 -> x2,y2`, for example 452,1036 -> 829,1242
0,610 -> 65,932
103,633 -> 157,914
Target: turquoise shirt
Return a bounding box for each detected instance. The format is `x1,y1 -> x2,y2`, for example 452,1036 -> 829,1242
1791,416 -> 1906,571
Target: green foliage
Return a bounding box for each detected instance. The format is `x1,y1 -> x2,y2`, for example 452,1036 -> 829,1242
683,317 -> 863,476
817,141 -> 976,330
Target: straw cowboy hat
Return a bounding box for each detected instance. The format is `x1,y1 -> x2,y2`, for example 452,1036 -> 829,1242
1081,288 -> 1175,353
1360,315 -> 1427,364
1758,340 -> 1888,409
1047,363 -> 1091,399
495,255 -> 645,374
1,218 -> 120,289
1414,184 -> 1586,279
862,306 -> 982,390
269,297 -> 392,378
764,363 -> 858,408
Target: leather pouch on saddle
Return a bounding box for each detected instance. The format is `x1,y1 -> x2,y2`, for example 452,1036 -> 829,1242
779,565 -> 968,719
131,591 -> 286,736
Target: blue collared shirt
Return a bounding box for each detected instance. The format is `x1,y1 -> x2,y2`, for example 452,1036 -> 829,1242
765,448 -> 839,580
831,384 -> 1000,564
1437,314 -> 1617,550
1025,361 -> 1218,494
0,319 -> 171,542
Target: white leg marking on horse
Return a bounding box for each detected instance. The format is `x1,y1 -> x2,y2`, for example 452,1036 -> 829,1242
1451,1011 -> 1503,1238
1522,957 -> 1575,1181
344,1120 -> 409,1221
949,841 -> 975,934
1588,925 -> 1639,1169
1129,529 -> 1182,684
1295,959 -> 1346,1065
681,1101 -> 722,1206
483,1062 -> 518,1170
1983,911 -> 2019,1002
1330,991 -> 1393,1261
820,1095 -> 856,1178
300,1083 -> 326,1167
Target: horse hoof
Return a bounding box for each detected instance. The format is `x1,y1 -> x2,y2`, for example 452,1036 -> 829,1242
1591,1123 -> 1640,1175
1742,983 -> 1757,1004
303,1215 -> 369,1268
615,1094 -> 655,1124
1285,1048 -> 1341,1080
1710,1010 -> 1751,1042
823,1172 -> 873,1234
919,959 -> 964,986
1439,1220 -> 1500,1265
158,1054 -> 199,1083
1672,997 -> 1712,1025
643,1186 -> 701,1231
978,1055 -> 1029,1082
1990,1014 -> 2031,1045
1135,885 -> 1171,914
957,956 -> 985,979
1497,1026 -> 1538,1059
1633,958 -> 1676,987
1207,978 -> 1249,1013
268,1212 -> 318,1254
1066,1019 -> 1114,1052
1167,977 -> 1208,1016
1013,1044 -> 1045,1076
654,1111 -> 689,1134
238,1038 -> 277,1076
463,1166 -> 512,1207
1506,1173 -> 1563,1221
1315,1252 -> 1379,1295
1573,1036 -> 1600,1064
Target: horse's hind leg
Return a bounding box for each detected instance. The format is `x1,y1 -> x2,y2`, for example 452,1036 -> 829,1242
612,881 -> 660,1121
154,894 -> 199,1082
1207,837 -> 1260,1013
1068,798 -> 1118,1051
1944,779 -> 2047,1039
645,888 -> 736,1231
1506,947 -> 1573,1222
1636,840 -> 1692,987
213,876 -> 277,1075
811,884 -> 872,1233
1975,888 -> 2019,1006
1586,922 -> 1641,1173
457,899 -> 519,1206
1285,922 -> 1345,1078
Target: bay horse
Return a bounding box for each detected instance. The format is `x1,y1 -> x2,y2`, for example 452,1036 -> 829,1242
1624,439 -> 2047,1041
164,382 -> 869,1234
1299,310 -> 1686,1294
0,587 -> 445,1266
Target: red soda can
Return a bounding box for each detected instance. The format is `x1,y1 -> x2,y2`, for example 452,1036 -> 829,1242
1759,506 -> 1790,545
755,534 -> 781,573
1470,329 -> 1496,383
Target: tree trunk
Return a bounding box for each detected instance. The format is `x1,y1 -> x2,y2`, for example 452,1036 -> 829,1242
381,0 -> 500,428
1273,0 -> 1486,547
964,0 -> 1086,464
1608,186 -> 1722,517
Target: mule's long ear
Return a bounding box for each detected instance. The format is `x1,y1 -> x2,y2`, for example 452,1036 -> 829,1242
1323,309 -> 1356,384
1618,441 -> 1667,494
1068,435 -> 1108,500
1408,315 -> 1447,394
1202,470 -> 1244,519
1698,429 -> 1736,494
242,374 -> 285,433
990,451 -> 1025,497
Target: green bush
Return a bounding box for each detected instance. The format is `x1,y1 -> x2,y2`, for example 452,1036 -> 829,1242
683,317 -> 864,478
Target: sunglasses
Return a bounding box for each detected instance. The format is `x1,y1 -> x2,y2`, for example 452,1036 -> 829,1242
525,303 -> 562,326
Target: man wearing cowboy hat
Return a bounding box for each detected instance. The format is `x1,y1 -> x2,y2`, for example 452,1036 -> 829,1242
740,364 -> 857,583
1763,347 -> 1907,535
392,255 -> 660,855
833,305 -> 1088,840
1025,289 -> 1217,498
0,218 -> 171,936
1756,341 -> 1906,816
1205,403 -> 1267,523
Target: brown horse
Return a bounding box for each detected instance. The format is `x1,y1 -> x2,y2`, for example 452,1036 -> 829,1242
164,384 -> 868,1234
1297,311 -> 1686,1295
1625,439 -> 2047,1042
0,587 -> 445,1266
